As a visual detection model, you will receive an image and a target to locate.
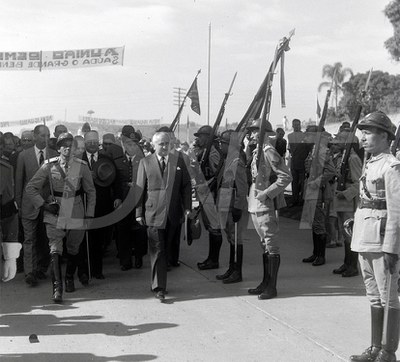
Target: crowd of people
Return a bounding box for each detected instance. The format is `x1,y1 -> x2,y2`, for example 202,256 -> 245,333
1,111 -> 400,361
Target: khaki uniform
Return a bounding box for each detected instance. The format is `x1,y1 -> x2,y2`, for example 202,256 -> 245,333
26,156 -> 96,255
248,144 -> 292,254
351,151 -> 400,308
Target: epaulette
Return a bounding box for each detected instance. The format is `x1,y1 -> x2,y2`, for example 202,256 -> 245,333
44,156 -> 59,164
0,159 -> 12,168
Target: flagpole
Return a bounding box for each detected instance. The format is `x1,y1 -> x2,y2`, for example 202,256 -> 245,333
207,22 -> 211,126
186,115 -> 190,143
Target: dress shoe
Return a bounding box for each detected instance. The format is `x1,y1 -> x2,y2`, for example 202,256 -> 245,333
135,256 -> 143,269
312,256 -> 325,266
79,273 -> 89,286
333,264 -> 347,274
302,254 -> 317,263
25,272 -> 38,286
121,264 -> 133,271
93,273 -> 105,279
197,259 -> 219,270
34,270 -> 47,280
350,346 -> 381,362
342,268 -> 359,278
155,290 -> 165,301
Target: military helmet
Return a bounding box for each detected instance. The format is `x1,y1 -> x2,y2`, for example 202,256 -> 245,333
357,111 -> 396,140
247,118 -> 275,134
56,132 -> 74,147
218,130 -> 236,144
194,125 -> 213,137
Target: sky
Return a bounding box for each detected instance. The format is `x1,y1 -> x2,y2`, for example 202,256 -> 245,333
0,0 -> 398,133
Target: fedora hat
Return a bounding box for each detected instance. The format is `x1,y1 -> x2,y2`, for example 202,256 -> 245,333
92,157 -> 116,187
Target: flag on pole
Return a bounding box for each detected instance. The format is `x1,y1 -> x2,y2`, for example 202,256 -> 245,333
316,96 -> 321,118
187,78 -> 201,115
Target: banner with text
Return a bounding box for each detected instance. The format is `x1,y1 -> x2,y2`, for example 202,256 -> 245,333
0,115 -> 54,128
0,47 -> 124,71
80,116 -> 160,127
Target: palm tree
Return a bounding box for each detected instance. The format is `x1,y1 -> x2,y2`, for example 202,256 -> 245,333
318,62 -> 353,111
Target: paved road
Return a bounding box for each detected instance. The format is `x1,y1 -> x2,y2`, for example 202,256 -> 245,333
0,215 -> 376,362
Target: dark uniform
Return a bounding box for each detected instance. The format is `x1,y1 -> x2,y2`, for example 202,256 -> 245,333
26,133 -> 96,303
349,112 -> 400,362
191,125 -> 223,270
0,159 -> 21,282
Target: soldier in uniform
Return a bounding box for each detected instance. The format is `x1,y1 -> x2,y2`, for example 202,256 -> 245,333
247,118 -> 292,300
191,125 -> 223,270
349,111 -> 400,362
26,133 -> 96,303
215,130 -> 248,284
0,136 -> 21,282
330,130 -> 362,277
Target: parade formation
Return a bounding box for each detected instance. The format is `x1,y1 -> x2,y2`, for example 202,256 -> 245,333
1,21 -> 400,362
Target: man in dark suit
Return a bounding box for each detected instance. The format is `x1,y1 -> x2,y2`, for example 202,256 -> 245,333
80,130 -> 116,280
114,125 -> 147,270
15,125 -> 58,286
136,131 -> 192,301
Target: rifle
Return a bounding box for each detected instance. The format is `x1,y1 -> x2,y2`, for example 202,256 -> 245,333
391,124 -> 400,156
169,70 -> 201,132
307,67 -> 337,181
337,69 -> 373,191
256,29 -> 295,170
199,72 -> 237,176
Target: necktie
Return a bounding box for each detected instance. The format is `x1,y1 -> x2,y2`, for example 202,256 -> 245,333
160,156 -> 166,174
39,150 -> 44,165
90,154 -> 95,169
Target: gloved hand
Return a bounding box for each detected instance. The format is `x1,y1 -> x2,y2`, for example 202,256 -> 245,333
232,208 -> 242,223
384,252 -> 399,275
2,258 -> 17,282
43,202 -> 59,215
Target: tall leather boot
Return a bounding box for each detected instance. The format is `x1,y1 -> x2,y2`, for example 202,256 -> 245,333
223,245 -> 243,284
375,308 -> 400,362
342,240 -> 359,277
312,233 -> 326,266
50,253 -> 63,303
248,253 -> 269,295
350,305 -> 384,361
65,253 -> 77,293
259,254 -> 280,299
198,232 -> 221,270
216,244 -> 235,280
302,232 -> 318,263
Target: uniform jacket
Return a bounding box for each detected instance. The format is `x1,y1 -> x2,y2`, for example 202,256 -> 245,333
136,152 -> 192,228
15,146 -> 58,220
248,144 -> 292,213
351,151 -> 400,254
25,156 -> 96,229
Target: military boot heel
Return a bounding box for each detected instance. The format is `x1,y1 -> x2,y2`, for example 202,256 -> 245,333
223,245 -> 243,284
248,253 -> 269,295
51,253 -> 63,303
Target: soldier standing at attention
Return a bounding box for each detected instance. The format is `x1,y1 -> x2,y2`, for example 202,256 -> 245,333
247,119 -> 292,300
349,111 -> 400,362
26,133 -> 96,303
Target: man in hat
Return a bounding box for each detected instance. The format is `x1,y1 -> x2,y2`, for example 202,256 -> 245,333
15,125 -> 58,286
192,125 -> 223,270
0,135 -> 21,282
330,129 -> 362,277
301,125 -> 336,267
25,132 -> 96,303
79,130 -> 116,280
114,125 -> 147,270
136,131 -> 191,301
349,111 -> 400,362
246,118 -> 292,300
215,130 -> 248,284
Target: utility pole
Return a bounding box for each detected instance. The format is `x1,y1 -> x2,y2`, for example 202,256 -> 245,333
173,87 -> 186,139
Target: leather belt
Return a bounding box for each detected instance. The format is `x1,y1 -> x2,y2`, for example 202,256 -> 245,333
53,189 -> 83,198
359,198 -> 387,210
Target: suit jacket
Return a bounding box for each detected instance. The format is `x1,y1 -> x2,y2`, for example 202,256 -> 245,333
136,152 -> 192,228
15,146 -> 58,220
82,151 -> 116,217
